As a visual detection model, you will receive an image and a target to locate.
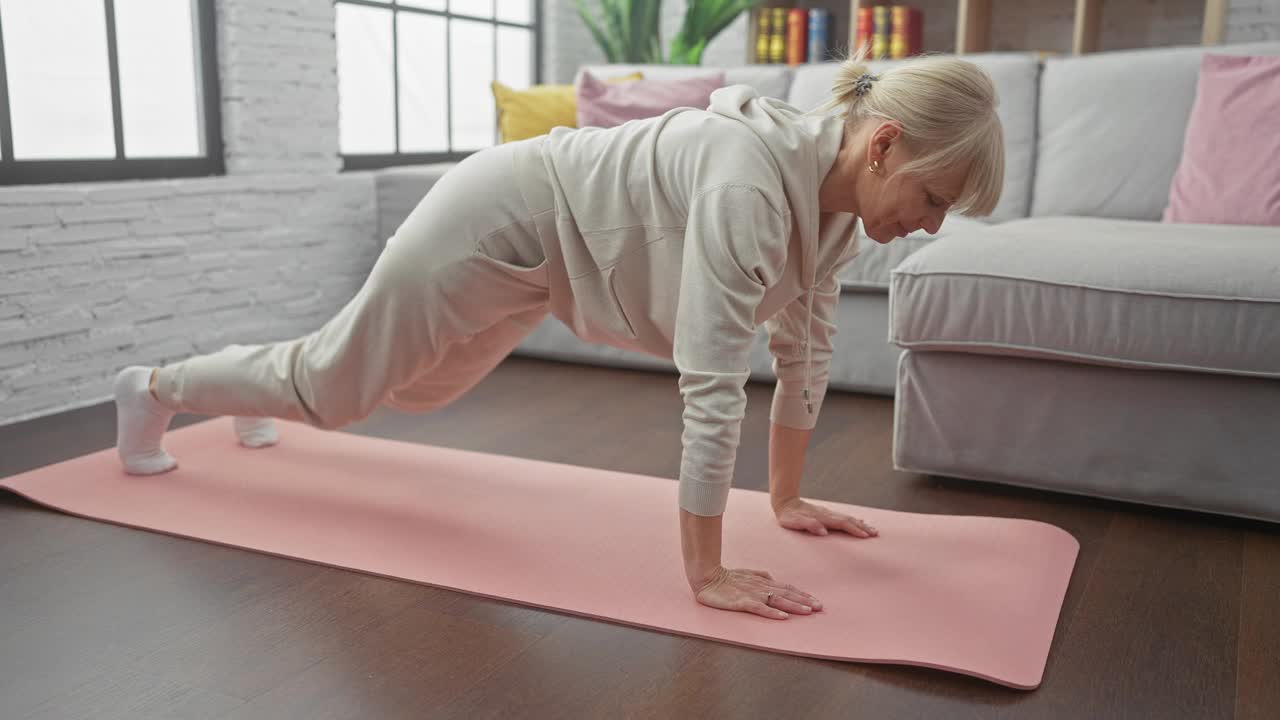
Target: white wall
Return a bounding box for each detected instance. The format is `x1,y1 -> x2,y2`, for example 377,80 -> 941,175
1230,0 -> 1280,41
0,0 -> 380,426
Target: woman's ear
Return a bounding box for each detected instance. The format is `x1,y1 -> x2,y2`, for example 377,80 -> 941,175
868,121 -> 902,165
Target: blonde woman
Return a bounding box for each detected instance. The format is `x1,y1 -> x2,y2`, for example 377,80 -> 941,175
114,47 -> 1004,620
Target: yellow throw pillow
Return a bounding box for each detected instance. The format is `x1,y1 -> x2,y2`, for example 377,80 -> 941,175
491,72 -> 642,143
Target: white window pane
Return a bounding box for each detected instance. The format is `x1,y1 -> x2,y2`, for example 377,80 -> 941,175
115,0 -> 201,157
450,0 -> 493,19
496,1 -> 533,24
496,27 -> 532,90
450,19 -> 495,150
398,13 -> 447,153
2,0 -> 115,159
397,0 -> 445,9
336,3 -> 395,154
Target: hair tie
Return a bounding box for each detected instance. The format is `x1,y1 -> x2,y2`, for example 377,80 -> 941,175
852,73 -> 878,97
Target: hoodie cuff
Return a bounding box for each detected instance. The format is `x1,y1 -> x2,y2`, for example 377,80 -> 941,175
769,377 -> 827,430
678,474 -> 731,517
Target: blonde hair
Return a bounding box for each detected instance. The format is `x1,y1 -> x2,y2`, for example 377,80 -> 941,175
808,45 -> 1005,217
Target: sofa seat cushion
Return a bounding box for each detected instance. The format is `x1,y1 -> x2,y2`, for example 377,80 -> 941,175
837,215 -> 988,293
889,217 -> 1280,378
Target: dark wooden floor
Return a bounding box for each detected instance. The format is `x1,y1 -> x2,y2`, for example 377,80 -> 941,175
1,356 -> 1277,720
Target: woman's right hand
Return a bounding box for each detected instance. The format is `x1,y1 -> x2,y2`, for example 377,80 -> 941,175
690,565 -> 823,620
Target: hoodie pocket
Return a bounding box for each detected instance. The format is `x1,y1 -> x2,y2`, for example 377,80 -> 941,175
470,250 -> 550,290
605,265 -> 638,338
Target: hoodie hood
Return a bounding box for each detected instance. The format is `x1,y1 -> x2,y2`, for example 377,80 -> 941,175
706,84 -> 849,292
706,84 -> 853,415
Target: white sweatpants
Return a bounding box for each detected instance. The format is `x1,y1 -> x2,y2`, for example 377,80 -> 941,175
154,137 -> 556,428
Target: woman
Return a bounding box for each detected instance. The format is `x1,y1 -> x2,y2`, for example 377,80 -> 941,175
114,48 -> 1004,621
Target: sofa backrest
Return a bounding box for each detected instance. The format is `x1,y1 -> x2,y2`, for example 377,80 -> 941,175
789,53 -> 1041,224
1032,41 -> 1280,221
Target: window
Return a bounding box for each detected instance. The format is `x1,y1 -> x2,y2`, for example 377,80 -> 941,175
335,1 -> 541,170
0,0 -> 223,186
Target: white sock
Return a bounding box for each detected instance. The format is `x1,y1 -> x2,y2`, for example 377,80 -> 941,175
114,366 -> 177,475
233,416 -> 279,448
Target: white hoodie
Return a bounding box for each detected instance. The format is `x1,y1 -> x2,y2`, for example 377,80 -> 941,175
530,85 -> 862,516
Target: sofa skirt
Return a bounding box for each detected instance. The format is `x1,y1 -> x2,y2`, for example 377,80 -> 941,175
893,349 -> 1280,523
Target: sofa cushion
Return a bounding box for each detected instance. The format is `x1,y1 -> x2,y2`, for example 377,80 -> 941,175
577,64 -> 792,101
889,216 -> 1280,379
1163,53 -> 1280,226
788,53 -> 1041,225
837,215 -> 987,292
576,69 -> 724,127
1033,42 -> 1280,221
492,72 -> 642,143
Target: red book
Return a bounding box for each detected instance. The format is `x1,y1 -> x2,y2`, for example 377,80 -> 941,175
786,9 -> 807,65
889,5 -> 924,57
905,7 -> 922,55
856,7 -> 873,56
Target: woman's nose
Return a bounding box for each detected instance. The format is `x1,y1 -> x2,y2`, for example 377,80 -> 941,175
921,213 -> 944,235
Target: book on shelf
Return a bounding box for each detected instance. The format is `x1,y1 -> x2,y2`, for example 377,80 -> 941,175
749,6 -> 833,65
768,7 -> 786,63
890,6 -> 922,59
807,8 -> 831,63
786,8 -> 806,65
856,5 -> 924,60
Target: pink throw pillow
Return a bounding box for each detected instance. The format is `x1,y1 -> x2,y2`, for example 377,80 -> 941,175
576,69 -> 725,128
1163,54 -> 1280,226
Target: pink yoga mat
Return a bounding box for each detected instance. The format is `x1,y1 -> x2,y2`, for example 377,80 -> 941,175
0,418 -> 1079,689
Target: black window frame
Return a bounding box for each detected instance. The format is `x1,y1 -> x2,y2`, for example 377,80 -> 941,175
336,0 -> 543,171
0,0 -> 224,187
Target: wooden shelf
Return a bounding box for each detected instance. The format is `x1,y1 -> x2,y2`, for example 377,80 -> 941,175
846,0 -> 1232,56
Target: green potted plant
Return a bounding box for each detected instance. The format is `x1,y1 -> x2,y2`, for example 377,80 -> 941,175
571,0 -> 665,64
573,0 -> 763,66
668,0 -> 763,65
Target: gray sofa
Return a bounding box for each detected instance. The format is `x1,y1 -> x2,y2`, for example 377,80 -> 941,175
375,41 -> 1280,523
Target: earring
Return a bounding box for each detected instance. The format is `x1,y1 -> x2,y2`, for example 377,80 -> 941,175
868,159 -> 881,173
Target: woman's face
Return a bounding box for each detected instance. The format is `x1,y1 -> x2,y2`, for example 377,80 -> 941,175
826,120 -> 970,245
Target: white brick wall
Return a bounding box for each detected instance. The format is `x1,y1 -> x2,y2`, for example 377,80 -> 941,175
1229,0 -> 1280,41
0,0 -> 377,427
219,0 -> 341,174
543,0 -> 603,83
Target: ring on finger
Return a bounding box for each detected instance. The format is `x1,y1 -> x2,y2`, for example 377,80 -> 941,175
765,591 -> 774,604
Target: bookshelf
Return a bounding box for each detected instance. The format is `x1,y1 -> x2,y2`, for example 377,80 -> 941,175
845,0 -> 1233,55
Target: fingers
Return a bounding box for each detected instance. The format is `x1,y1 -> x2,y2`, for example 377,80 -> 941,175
752,601 -> 790,620
800,503 -> 879,538
778,585 -> 823,610
846,516 -> 879,537
769,593 -> 818,614
824,513 -> 877,538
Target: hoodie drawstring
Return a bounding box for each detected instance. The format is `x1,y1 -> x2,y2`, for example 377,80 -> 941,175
803,287 -> 814,414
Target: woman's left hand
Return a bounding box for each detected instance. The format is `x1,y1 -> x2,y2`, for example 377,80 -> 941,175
774,497 -> 879,538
